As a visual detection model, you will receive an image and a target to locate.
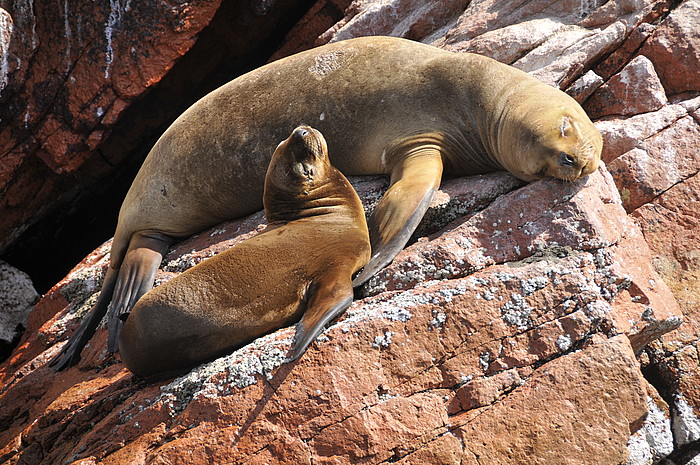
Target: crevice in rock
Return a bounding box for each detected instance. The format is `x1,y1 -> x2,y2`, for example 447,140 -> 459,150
640,354 -> 690,462
0,0 -> 319,295
0,323 -> 23,363
659,439 -> 700,465
630,167 -> 700,216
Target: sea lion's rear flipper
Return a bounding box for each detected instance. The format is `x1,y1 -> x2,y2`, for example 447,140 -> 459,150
288,277 -> 354,361
107,232 -> 172,352
352,144 -> 443,287
50,266 -> 119,370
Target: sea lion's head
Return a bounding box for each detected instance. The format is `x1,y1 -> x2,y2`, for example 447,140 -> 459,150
266,125 -> 330,191
502,100 -> 602,183
264,126 -> 339,222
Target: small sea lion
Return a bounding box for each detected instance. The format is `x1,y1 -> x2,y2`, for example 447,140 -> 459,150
51,36 -> 602,370
117,126 -> 370,378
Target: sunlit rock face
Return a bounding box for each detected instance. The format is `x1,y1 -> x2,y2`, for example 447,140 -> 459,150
2,1 -> 700,464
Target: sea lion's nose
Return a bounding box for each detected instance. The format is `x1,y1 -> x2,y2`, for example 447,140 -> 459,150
293,127 -> 310,140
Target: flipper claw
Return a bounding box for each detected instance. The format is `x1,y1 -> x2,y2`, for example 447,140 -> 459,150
50,231 -> 171,370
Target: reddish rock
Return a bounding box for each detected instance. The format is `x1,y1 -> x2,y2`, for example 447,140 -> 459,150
634,172 -> 700,448
593,22 -> 657,80
607,113 -> 700,211
432,0 -> 657,88
0,0 -> 222,252
319,0 -> 467,43
586,55 -> 667,119
594,99 -> 695,163
271,0 -> 354,60
566,70 -> 604,103
640,0 -> 700,95
0,161 -> 682,463
0,0 -> 328,261
3,0 -> 700,463
364,168 -> 625,293
457,335 -> 648,465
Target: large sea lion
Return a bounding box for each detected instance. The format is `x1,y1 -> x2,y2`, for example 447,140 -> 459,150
118,126 -> 370,378
51,36 -> 602,370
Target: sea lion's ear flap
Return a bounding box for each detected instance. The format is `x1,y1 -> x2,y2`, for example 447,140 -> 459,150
288,276 -> 354,361
352,146 -> 443,287
560,116 -> 572,138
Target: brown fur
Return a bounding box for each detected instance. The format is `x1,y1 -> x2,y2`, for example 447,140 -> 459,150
118,127 -> 370,378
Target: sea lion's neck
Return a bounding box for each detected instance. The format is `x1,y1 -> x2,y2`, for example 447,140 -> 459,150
456,57 -> 549,176
265,173 -> 362,225
430,54 -> 518,175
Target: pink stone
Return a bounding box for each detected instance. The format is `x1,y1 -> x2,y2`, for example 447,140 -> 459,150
586,55 -> 667,119
640,0 -> 700,95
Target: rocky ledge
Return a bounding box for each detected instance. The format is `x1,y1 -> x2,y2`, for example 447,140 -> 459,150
1,0 -> 700,464
0,165 -> 684,464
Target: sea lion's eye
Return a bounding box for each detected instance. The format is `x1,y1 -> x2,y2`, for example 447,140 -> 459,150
558,152 -> 576,167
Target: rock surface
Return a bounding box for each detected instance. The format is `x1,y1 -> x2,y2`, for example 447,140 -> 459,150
0,0 -> 334,292
586,55 -> 667,119
0,0 -> 219,252
0,260 -> 38,354
0,167 -> 681,464
1,0 -> 700,464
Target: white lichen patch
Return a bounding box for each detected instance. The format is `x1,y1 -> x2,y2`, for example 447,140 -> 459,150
209,228 -> 227,236
155,332 -> 293,416
430,311 -> 447,330
336,288 -> 440,337
46,292 -> 100,337
555,334 -> 572,351
501,293 -> 533,329
520,276 -> 550,295
60,265 -> 106,304
479,352 -> 491,371
431,282 -> 468,303
480,286 -> 499,301
672,394 -> 700,446
162,251 -> 212,272
105,0 -> 131,79
0,8 -> 13,95
372,331 -> 393,349
63,0 -> 72,72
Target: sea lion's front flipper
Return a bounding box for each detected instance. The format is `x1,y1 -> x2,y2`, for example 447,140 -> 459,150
352,144 -> 443,287
107,231 -> 172,352
288,276 -> 354,361
50,266 -> 119,370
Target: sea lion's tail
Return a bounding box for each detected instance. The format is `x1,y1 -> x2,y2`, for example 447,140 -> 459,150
106,232 -> 171,352
50,231 -> 171,370
49,266 -> 119,370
